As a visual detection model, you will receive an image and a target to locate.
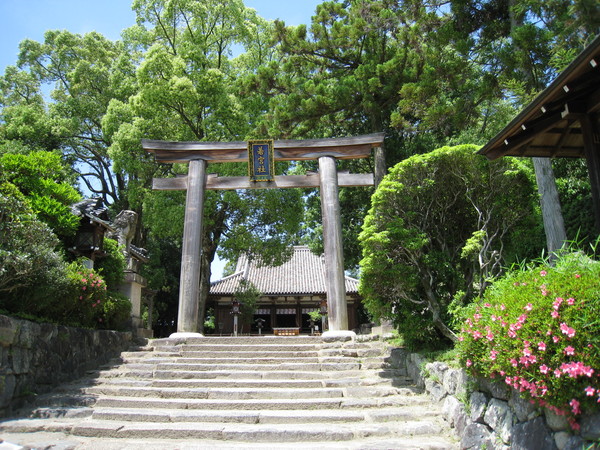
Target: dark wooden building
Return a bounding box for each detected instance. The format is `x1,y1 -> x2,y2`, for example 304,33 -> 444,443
208,246 -> 362,335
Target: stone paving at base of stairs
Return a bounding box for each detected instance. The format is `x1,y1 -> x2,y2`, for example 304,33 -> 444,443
0,336 -> 458,449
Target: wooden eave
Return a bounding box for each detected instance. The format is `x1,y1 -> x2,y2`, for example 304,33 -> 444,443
479,35 -> 600,160
142,133 -> 385,164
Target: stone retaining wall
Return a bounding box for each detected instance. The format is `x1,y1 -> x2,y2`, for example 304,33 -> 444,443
0,314 -> 132,417
388,347 -> 600,449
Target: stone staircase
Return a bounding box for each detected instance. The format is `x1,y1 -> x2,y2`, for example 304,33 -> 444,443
0,336 -> 458,449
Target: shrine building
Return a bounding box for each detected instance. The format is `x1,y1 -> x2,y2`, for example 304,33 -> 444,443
208,246 -> 362,335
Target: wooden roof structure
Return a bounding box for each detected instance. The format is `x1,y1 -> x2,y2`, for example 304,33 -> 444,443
210,246 -> 360,297
478,35 -> 600,160
478,35 -> 600,230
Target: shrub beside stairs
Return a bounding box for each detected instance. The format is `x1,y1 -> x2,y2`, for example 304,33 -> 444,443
1,336 -> 458,449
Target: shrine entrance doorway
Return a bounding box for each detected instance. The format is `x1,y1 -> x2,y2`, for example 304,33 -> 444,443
143,133 -> 384,338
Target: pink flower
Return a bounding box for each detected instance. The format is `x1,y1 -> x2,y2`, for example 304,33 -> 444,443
486,332 -> 494,341
585,386 -> 595,396
472,330 -> 482,340
540,270 -> 547,277
574,274 -> 581,278
539,364 -> 550,374
484,303 -> 491,308
466,359 -> 472,367
567,297 -> 575,306
458,336 -> 464,342
553,335 -> 560,343
81,278 -> 87,283
554,369 -> 562,378
564,346 -> 575,356
510,358 -> 518,368
570,420 -> 581,431
538,342 -> 546,351
570,399 -> 581,415
560,323 -> 576,338
500,304 -> 506,311
518,314 -> 528,323
490,350 -> 499,360
551,311 -> 560,319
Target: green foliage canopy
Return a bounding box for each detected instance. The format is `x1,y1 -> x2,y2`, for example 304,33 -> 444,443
359,145 -> 543,348
0,150 -> 81,237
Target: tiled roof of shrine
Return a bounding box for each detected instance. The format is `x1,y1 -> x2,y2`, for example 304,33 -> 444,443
210,246 -> 359,296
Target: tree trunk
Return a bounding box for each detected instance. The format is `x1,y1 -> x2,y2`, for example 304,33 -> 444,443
533,157 -> 567,257
420,277 -> 457,343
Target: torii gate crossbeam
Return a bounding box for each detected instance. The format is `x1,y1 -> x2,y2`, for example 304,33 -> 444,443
142,133 -> 384,338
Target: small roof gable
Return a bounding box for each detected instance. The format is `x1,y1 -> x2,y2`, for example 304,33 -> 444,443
210,246 -> 360,296
479,35 -> 600,160
71,198 -> 115,232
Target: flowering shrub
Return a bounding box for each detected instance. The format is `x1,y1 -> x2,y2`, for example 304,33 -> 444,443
66,263 -> 108,328
456,252 -> 600,430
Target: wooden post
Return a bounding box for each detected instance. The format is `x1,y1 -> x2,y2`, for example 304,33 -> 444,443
580,113 -> 600,232
174,159 -> 207,337
319,156 -> 349,331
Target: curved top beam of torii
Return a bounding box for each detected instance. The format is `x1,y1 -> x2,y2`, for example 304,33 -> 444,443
142,132 -> 384,163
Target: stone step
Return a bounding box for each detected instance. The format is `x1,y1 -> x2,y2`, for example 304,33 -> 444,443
96,367 -> 409,381
86,385 -> 346,400
92,377 -> 326,389
1,417 -> 447,442
92,395 -> 433,411
122,356 -> 323,364
0,431 -> 457,450
152,336 -> 339,346
178,350 -> 321,358
144,361 -> 362,371
88,405 -> 443,424
155,344 -> 323,352
87,375 -> 416,390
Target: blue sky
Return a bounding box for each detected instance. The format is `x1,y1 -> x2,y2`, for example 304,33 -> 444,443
0,0 -> 323,73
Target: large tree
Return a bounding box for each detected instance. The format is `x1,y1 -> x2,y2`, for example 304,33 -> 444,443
249,0 -> 513,268
103,0 -> 305,332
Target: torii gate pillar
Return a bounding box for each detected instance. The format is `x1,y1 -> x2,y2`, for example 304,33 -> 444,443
319,156 -> 349,333
172,159 -> 206,338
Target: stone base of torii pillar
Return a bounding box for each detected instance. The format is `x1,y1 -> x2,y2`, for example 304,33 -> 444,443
322,330 -> 357,339
170,332 -> 204,338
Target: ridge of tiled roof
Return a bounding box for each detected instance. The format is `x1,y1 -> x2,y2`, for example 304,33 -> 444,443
210,246 -> 359,296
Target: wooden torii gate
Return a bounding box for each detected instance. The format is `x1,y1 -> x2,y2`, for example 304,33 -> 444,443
142,133 -> 384,338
